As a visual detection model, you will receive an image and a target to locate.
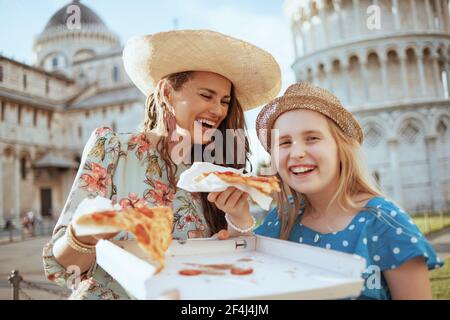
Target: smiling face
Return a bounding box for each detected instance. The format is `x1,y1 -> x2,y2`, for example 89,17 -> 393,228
166,71 -> 232,145
273,109 -> 340,197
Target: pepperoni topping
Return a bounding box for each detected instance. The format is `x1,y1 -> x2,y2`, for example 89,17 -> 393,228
137,206 -> 154,219
135,224 -> 150,245
178,269 -> 203,276
91,211 -> 116,222
230,267 -> 254,275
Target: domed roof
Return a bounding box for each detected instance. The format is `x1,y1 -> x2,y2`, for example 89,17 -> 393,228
44,0 -> 106,31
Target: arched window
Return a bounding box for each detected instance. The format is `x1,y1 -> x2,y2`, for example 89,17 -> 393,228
113,66 -> 119,83
364,125 -> 383,148
20,156 -> 27,180
399,120 -> 422,144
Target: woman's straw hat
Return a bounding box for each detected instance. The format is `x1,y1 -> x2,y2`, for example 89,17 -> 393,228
123,29 -> 282,111
256,82 -> 363,151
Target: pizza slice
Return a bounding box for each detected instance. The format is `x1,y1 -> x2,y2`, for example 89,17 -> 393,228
196,171 -> 281,196
75,205 -> 173,272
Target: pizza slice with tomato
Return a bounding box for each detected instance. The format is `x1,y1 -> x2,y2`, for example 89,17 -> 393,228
196,171 -> 281,196
75,205 -> 173,271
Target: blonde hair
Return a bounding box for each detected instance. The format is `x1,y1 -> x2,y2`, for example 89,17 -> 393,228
276,116 -> 381,240
143,71 -> 251,234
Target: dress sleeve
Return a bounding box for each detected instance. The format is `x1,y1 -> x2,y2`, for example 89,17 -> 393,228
366,199 -> 444,272
42,127 -> 121,288
254,207 -> 280,238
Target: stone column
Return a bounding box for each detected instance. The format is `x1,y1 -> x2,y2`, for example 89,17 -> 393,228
388,138 -> 403,207
444,55 -> 450,97
435,0 -> 444,32
352,0 -> 361,35
324,62 -> 334,92
319,3 -> 330,47
425,135 -> 440,212
417,51 -> 427,97
292,22 -> 299,58
398,50 -> 410,98
425,0 -> 434,30
334,0 -> 345,40
411,0 -> 419,31
431,51 -> 444,97
443,0 -> 450,32
360,55 -> 370,101
380,54 -> 390,100
341,58 -> 352,106
392,0 -> 401,30
14,156 -> 20,225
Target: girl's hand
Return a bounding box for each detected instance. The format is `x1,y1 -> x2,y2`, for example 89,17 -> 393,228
207,187 -> 250,220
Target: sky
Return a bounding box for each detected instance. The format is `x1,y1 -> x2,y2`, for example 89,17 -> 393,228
0,0 -> 297,167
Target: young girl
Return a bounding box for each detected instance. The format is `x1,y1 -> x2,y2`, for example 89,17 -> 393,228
209,82 -> 443,300
43,29 -> 281,299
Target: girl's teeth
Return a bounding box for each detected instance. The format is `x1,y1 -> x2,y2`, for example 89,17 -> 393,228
291,167 -> 314,173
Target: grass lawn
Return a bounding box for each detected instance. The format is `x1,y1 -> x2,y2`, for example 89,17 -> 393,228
430,257 -> 450,300
412,213 -> 450,235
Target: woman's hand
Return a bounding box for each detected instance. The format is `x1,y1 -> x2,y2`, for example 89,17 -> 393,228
71,224 -> 119,246
207,187 -> 250,220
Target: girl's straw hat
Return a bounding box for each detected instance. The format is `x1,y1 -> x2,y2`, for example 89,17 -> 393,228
123,29 -> 282,111
256,82 -> 363,151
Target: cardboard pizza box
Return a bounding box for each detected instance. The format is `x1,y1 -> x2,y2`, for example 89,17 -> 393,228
96,235 -> 366,300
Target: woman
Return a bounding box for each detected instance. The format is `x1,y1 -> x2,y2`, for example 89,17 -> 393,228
43,29 -> 281,299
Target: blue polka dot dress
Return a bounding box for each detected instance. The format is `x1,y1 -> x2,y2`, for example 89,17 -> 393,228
254,197 -> 443,300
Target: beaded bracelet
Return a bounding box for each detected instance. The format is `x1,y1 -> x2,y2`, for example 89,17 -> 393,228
65,225 -> 96,254
225,213 -> 256,234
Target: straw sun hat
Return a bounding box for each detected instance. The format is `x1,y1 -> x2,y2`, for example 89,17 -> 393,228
123,29 -> 282,111
256,82 -> 364,152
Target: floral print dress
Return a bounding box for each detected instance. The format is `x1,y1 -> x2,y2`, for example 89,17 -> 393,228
43,127 -> 210,299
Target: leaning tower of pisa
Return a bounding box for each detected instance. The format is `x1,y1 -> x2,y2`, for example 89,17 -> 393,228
284,0 -> 450,212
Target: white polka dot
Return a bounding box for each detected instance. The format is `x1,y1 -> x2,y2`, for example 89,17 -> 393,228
391,265 -> 396,269
437,257 -> 442,263
372,235 -> 378,242
314,234 -> 320,243
332,231 -> 338,235
424,252 -> 429,258
268,221 -> 272,226
358,217 -> 366,223
274,221 -> 279,226
435,264 -> 440,269
396,227 -> 403,235
390,210 -> 397,217
363,238 -> 367,245
299,237 -> 303,243
411,237 -> 418,244
376,210 -> 381,218
373,255 -> 381,262
409,219 -> 414,224
376,205 -> 382,209
393,247 -> 400,254
348,224 -> 355,230
325,243 -> 331,249
342,240 -> 349,247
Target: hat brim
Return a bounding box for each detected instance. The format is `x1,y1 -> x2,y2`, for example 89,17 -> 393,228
256,95 -> 364,151
123,30 -> 281,111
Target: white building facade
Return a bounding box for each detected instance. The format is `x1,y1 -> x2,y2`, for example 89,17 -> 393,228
0,1 -> 145,226
285,0 -> 450,212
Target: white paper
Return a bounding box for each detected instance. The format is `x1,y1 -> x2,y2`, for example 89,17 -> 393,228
177,162 -> 273,210
72,196 -> 123,236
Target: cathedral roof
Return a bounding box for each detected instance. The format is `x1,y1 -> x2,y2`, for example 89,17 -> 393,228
43,0 -> 106,31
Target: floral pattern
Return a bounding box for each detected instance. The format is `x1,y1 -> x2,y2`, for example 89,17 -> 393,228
43,128 -> 209,300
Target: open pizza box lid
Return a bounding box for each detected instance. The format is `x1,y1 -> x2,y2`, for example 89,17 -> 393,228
96,235 -> 366,300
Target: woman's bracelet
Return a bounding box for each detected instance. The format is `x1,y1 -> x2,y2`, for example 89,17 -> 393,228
225,213 -> 256,234
65,225 -> 96,254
